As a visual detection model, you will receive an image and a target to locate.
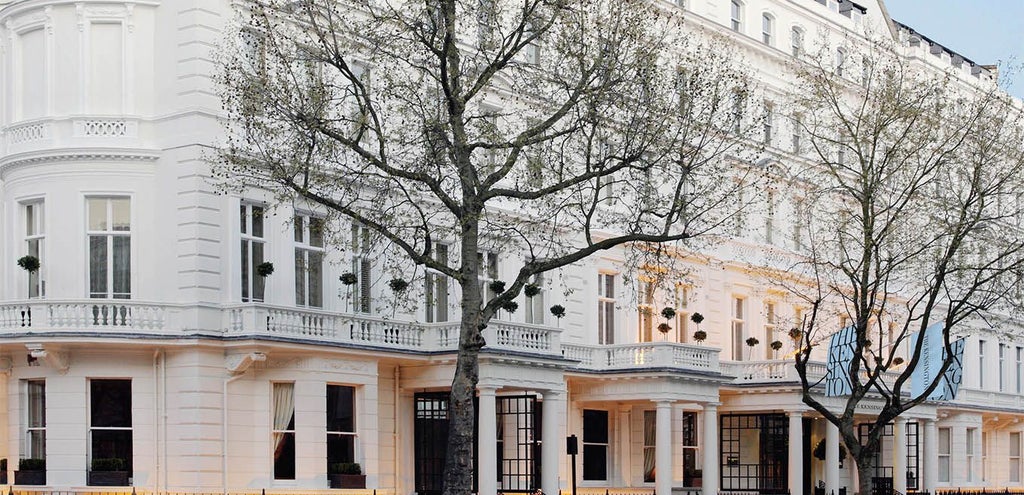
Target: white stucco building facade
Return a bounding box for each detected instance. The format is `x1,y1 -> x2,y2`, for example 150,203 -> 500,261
0,1 -> 1020,495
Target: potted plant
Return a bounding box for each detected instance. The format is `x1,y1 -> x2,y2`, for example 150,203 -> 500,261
502,300 -> 519,314
340,273 -> 358,312
550,304 -> 566,327
685,468 -> 703,487
693,329 -> 707,343
15,458 -> 45,485
88,457 -> 129,486
17,255 -> 40,273
328,462 -> 365,489
812,439 -> 847,462
659,307 -> 676,339
745,336 -> 759,359
770,340 -> 783,358
256,261 -> 275,277
524,283 -> 541,297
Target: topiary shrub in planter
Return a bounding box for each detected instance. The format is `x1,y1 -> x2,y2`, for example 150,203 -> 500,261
88,458 -> 130,486
15,458 -> 45,485
328,462 -> 365,489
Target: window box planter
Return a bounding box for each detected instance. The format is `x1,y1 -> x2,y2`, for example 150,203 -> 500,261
14,470 -> 45,485
88,470 -> 129,486
328,474 -> 366,489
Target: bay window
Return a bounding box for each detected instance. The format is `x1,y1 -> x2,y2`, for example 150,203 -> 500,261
88,198 -> 131,299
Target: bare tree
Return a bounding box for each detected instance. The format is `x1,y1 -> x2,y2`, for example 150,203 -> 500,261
218,1 -> 760,494
782,36 -> 1024,495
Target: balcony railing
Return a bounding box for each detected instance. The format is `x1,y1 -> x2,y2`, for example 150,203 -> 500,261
561,342 -> 720,373
0,300 -> 173,334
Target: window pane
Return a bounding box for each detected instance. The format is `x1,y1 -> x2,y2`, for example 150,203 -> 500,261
91,379 -> 132,427
91,429 -> 132,472
582,410 -> 608,443
111,199 -> 130,231
89,199 -> 107,230
274,432 -> 295,480
251,206 -> 264,237
308,251 -> 323,308
28,430 -> 45,459
240,205 -> 247,234
112,236 -> 131,298
583,444 -> 607,481
26,204 -> 36,236
327,385 -> 355,432
252,241 -> 265,301
28,381 -> 45,428
294,215 -> 304,242
90,236 -> 108,297
241,240 -> 250,301
310,218 -> 324,247
294,250 -> 306,306
327,434 -> 355,466
1012,432 -> 1021,456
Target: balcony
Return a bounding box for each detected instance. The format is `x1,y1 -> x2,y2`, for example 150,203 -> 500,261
562,342 -> 720,374
0,301 -> 734,375
2,116 -> 154,162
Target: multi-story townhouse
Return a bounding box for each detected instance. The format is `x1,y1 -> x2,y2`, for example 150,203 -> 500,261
0,1 -> 1018,495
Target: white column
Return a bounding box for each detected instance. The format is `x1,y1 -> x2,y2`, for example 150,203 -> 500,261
973,426 -> 983,484
478,387 -> 498,495
542,390 -> 564,495
826,419 -> 841,494
655,401 -> 673,495
788,411 -> 803,495
893,417 -> 907,494
923,419 -> 939,492
618,405 -> 632,485
702,403 -> 719,495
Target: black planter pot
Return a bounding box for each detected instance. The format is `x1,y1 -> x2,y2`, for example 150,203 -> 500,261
88,470 -> 130,486
14,469 -> 45,485
328,473 -> 366,489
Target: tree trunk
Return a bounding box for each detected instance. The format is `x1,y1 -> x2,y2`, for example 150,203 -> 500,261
443,210 -> 485,495
854,453 -> 875,495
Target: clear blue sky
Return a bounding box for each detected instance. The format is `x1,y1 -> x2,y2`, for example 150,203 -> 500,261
883,0 -> 1024,99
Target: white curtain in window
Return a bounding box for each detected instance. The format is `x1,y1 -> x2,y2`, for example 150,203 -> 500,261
643,411 -> 656,481
273,383 -> 295,457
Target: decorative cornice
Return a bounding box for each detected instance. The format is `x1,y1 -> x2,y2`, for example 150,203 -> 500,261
1,147 -> 160,175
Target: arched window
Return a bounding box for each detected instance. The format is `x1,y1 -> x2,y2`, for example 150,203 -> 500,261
761,14 -> 774,45
731,1 -> 743,32
791,27 -> 804,57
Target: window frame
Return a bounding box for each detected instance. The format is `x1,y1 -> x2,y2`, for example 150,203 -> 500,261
938,427 -> 950,482
327,384 -> 358,473
582,409 -> 609,481
761,13 -> 774,45
425,243 -> 451,323
293,213 -> 325,308
598,273 -> 617,345
730,1 -> 743,32
87,197 -> 132,299
24,379 -> 46,460
240,203 -> 267,303
272,382 -> 296,481
732,296 -> 746,360
790,27 -> 804,57
24,200 -> 45,298
88,379 -> 133,477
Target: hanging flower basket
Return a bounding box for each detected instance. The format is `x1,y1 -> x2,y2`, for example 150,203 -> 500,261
770,340 -> 783,351
788,327 -> 803,341
502,300 -> 519,313
17,255 -> 40,273
661,307 -> 677,320
256,261 -> 275,277
340,272 -> 358,285
693,330 -> 707,342
388,278 -> 409,292
524,283 -> 541,297
657,323 -> 672,334
745,337 -> 759,347
690,312 -> 705,324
